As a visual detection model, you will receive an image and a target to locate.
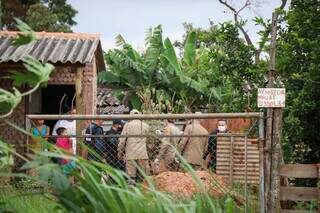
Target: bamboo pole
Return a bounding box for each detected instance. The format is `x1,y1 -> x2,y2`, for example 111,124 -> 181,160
26,112 -> 262,120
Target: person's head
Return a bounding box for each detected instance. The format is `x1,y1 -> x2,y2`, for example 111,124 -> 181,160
94,119 -> 104,126
56,127 -> 68,136
65,108 -> 76,122
192,112 -> 202,124
34,119 -> 44,126
217,119 -> 228,132
33,113 -> 44,126
112,119 -> 122,130
68,108 -> 76,115
166,118 -> 175,125
130,109 -> 140,115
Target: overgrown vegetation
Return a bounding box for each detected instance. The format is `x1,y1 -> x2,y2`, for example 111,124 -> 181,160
0,0 -> 319,212
99,0 -> 320,164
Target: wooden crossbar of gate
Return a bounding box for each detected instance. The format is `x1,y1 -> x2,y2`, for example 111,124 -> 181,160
280,164 -> 320,213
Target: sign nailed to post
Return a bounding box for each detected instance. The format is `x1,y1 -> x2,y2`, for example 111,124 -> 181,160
257,88 -> 286,108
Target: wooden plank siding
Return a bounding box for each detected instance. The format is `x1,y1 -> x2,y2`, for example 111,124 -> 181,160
216,135 -> 260,184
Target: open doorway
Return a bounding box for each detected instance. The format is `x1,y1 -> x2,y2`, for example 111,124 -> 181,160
41,85 -> 75,133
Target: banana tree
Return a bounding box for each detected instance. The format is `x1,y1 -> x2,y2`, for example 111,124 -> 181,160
99,25 -> 209,112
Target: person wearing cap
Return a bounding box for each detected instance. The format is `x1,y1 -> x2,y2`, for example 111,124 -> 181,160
178,112 -> 209,170
105,120 -> 125,170
117,109 -> 150,183
154,118 -> 182,171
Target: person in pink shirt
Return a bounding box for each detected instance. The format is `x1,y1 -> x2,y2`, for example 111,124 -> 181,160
55,127 -> 76,176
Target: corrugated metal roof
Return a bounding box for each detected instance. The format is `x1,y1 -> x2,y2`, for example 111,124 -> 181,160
0,31 -> 104,67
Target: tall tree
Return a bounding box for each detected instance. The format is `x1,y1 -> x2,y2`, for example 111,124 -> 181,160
1,0 -> 77,32
176,21 -> 266,112
277,0 -> 320,164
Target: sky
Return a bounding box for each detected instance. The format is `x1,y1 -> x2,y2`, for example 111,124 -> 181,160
68,0 -> 286,50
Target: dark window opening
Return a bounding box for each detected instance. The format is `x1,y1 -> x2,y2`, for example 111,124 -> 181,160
41,85 -> 75,134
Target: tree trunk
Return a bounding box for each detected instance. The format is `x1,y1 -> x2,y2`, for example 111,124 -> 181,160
265,11 -> 284,213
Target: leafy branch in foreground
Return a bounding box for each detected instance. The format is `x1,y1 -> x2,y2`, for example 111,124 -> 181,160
0,139 -> 240,213
0,19 -> 54,118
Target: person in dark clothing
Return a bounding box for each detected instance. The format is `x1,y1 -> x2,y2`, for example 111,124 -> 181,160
84,120 -> 106,161
203,119 -> 229,171
105,120 -> 125,170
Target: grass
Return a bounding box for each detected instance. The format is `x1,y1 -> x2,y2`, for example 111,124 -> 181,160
0,141 -> 253,212
0,185 -> 62,213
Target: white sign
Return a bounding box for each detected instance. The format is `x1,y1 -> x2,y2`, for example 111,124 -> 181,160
257,88 -> 286,108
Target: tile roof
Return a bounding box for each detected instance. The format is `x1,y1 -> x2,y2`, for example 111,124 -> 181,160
0,31 -> 105,69
97,87 -> 130,114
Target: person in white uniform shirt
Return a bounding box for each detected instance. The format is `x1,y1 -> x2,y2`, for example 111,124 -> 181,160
52,108 -> 77,154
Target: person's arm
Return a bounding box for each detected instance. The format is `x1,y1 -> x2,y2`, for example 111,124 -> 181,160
203,131 -> 209,158
68,138 -> 74,154
157,127 -> 170,159
52,121 -> 60,136
204,133 -> 212,159
45,126 -> 50,140
117,124 -> 127,159
82,126 -> 91,159
178,125 -> 191,153
29,127 -> 36,146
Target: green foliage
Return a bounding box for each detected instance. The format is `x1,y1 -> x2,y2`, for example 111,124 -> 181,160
0,56 -> 54,116
277,0 -> 320,163
9,56 -> 54,87
0,187 -> 61,213
12,18 -> 36,46
1,0 -> 77,32
0,141 -> 242,213
0,18 -> 54,118
26,3 -> 61,32
100,22 -> 265,113
179,22 -> 266,112
0,140 -> 14,172
0,87 -> 22,114
183,31 -> 196,66
99,25 -> 210,112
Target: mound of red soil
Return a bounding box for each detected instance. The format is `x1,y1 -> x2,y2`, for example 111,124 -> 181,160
145,171 -> 230,199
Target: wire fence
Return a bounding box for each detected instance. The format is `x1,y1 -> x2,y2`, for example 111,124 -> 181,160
25,113 -> 264,211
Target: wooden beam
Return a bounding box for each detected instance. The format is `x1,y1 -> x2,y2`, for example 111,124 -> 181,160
280,164 -> 318,178
75,67 -> 86,157
26,112 -> 263,120
280,187 -> 319,201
